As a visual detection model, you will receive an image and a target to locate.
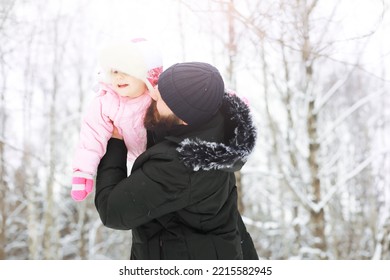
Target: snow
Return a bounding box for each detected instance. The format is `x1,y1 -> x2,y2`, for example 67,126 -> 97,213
1,0 -> 389,260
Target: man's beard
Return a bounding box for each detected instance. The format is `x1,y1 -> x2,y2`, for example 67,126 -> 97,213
144,100 -> 183,131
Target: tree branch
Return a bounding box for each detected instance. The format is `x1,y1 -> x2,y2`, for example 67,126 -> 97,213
313,65 -> 357,114
318,88 -> 386,143
314,149 -> 390,213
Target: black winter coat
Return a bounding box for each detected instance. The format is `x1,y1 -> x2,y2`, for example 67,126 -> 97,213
95,93 -> 258,260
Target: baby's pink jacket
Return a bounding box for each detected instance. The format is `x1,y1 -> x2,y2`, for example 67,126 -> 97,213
73,83 -> 151,175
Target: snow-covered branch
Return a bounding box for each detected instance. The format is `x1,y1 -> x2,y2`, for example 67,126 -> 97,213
314,149 -> 390,214
314,66 -> 356,114
0,137 -> 46,164
318,88 -> 386,143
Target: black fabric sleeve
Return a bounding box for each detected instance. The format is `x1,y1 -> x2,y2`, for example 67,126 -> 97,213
94,138 -> 190,230
238,214 -> 259,260
94,138 -> 128,227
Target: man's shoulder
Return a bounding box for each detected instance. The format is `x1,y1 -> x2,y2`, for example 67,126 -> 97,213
132,139 -> 182,171
147,138 -> 180,157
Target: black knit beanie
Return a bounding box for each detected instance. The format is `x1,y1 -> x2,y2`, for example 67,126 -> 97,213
157,62 -> 225,126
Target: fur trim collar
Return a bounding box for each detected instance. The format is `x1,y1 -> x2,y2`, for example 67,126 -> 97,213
176,92 -> 257,171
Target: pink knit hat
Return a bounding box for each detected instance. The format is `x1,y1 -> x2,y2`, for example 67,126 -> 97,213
99,38 -> 163,92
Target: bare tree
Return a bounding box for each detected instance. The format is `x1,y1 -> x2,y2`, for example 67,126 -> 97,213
0,0 -> 17,260
2,0 -> 389,260
220,0 -> 388,259
0,53 -> 7,261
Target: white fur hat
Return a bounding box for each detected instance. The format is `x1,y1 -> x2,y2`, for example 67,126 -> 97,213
99,38 -> 163,92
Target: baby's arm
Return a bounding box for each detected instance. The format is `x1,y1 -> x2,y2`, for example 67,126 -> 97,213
72,91 -> 117,201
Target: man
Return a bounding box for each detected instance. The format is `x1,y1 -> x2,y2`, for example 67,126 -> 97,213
95,62 -> 258,259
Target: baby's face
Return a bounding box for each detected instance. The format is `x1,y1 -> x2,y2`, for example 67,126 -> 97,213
110,70 -> 146,97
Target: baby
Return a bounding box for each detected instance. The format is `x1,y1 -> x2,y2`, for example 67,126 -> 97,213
71,38 -> 163,201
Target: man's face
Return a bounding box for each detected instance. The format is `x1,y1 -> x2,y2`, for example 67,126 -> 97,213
144,88 -> 184,131
148,87 -> 175,117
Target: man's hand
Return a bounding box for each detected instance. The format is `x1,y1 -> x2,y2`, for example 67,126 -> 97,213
112,125 -> 123,140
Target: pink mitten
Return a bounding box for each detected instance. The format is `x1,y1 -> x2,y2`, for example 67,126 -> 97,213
71,171 -> 94,201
